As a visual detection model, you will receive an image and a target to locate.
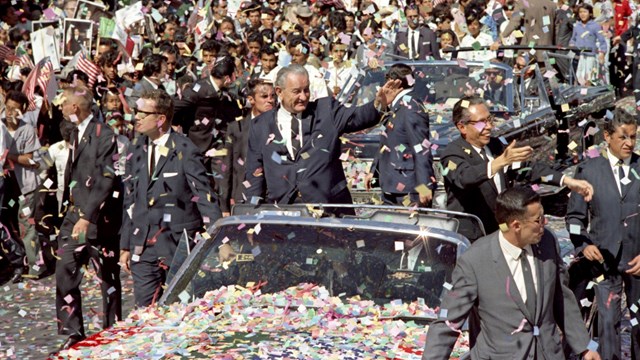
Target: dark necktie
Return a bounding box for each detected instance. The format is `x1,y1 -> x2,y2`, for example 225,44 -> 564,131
149,143 -> 156,176
520,249 -> 536,318
617,159 -> 628,194
409,30 -> 415,59
479,147 -> 489,162
291,116 -> 300,157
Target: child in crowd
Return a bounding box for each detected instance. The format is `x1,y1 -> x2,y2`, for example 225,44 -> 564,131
570,3 -> 608,86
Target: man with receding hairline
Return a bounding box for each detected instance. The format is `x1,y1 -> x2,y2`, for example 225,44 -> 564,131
53,85 -> 122,352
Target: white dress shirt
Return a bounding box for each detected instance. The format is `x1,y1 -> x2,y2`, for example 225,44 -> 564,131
458,32 -> 495,62
76,114 -> 93,141
607,148 -> 631,195
498,231 -> 538,304
276,107 -> 302,158
149,130 -> 171,174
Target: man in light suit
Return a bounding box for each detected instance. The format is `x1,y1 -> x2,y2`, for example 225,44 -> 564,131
566,109 -> 640,360
119,89 -> 222,308
371,63 -> 435,206
424,186 -> 601,360
441,96 -> 593,241
245,64 -> 401,210
54,86 -> 122,352
394,5 -> 440,60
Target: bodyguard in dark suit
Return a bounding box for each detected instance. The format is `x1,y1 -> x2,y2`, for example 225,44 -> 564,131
54,86 -> 121,351
424,186 -> 600,360
441,96 -> 593,241
127,54 -> 167,110
120,90 -> 222,308
245,64 -> 401,207
173,56 -> 243,199
394,5 -> 440,60
566,109 -> 640,360
372,64 -> 435,206
220,79 -> 275,215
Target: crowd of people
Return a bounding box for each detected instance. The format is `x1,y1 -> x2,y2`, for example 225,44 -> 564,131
0,0 -> 639,358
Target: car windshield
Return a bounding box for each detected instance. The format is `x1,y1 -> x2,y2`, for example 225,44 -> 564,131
163,218 -> 465,321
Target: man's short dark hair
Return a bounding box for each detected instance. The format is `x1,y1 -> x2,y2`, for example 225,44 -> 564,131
385,63 -> 414,90
247,32 -> 263,45
358,19 -> 380,35
452,95 -> 487,126
5,90 -> 28,111
140,89 -> 174,123
495,186 -> 541,225
98,49 -> 120,68
66,70 -> 90,85
211,55 -> 236,79
260,44 -> 278,57
603,108 -> 637,134
158,42 -> 180,57
143,54 -> 167,77
246,78 -> 274,97
202,39 -> 222,53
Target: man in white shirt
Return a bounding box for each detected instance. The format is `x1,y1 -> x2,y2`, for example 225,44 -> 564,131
324,42 -> 357,99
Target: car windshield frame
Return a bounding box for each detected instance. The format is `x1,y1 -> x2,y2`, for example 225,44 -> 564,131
160,213 -> 471,322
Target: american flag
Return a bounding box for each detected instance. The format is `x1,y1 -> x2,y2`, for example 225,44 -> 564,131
0,45 -> 13,60
22,57 -> 53,111
76,51 -> 101,88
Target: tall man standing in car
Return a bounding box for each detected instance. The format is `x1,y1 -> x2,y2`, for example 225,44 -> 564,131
120,90 -> 222,308
441,95 -> 593,241
394,4 -> 440,60
245,65 -> 401,210
566,109 -> 640,360
54,86 -> 122,351
371,63 -> 436,206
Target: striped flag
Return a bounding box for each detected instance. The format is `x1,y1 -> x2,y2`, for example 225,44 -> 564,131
22,57 -> 54,111
0,45 -> 13,60
76,51 -> 101,88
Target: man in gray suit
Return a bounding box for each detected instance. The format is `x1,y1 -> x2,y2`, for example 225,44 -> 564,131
119,89 -> 222,307
424,186 -> 600,360
566,108 -> 640,360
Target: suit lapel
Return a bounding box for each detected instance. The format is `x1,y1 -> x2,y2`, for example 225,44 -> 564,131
298,111 -> 313,157
532,242 -> 544,324
622,153 -> 640,199
74,121 -> 95,162
459,138 -> 500,195
148,133 -> 175,188
491,233 -> 533,321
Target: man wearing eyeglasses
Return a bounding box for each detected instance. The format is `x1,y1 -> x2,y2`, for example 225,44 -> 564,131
566,108 -> 640,360
120,89 -> 222,308
441,96 -> 593,242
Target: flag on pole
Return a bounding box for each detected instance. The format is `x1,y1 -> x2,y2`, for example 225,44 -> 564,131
22,57 -> 54,111
76,51 -> 101,88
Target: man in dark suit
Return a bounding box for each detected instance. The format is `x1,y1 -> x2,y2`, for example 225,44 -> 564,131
220,79 -> 275,215
394,5 -> 440,60
173,56 -> 243,200
566,109 -> 640,360
120,89 -> 222,308
128,54 -> 168,109
371,63 -> 435,206
245,64 -> 401,208
424,186 -> 601,360
53,86 -> 122,351
441,95 -> 593,241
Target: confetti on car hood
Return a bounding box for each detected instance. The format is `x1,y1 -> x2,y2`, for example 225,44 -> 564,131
60,283 -> 469,359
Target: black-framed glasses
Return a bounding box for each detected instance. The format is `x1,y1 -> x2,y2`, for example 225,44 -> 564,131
134,108 -> 162,117
465,115 -> 496,125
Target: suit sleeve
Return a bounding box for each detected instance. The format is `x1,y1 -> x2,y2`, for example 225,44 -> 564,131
428,29 -> 442,60
334,99 -> 382,135
184,144 -> 222,227
510,160 -> 564,186
565,164 -> 593,253
501,2 -> 523,39
219,122 -> 238,213
551,231 -> 591,354
404,102 -> 435,189
423,253 -> 478,360
173,84 -> 199,130
81,127 -> 117,224
442,148 -> 491,190
245,119 -> 266,203
120,144 -> 135,250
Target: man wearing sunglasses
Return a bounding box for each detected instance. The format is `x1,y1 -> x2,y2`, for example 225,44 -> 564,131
120,89 -> 221,308
441,96 -> 593,242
